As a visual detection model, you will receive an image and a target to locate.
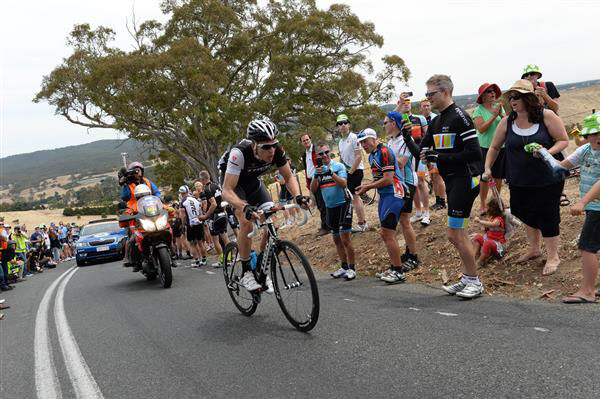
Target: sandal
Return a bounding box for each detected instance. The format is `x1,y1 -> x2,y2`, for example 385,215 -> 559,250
560,193 -> 570,207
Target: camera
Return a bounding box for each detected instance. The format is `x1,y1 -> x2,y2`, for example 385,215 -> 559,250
316,158 -> 323,168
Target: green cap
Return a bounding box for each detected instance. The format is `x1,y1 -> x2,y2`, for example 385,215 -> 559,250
522,64 -> 542,79
336,114 -> 349,123
581,114 -> 600,136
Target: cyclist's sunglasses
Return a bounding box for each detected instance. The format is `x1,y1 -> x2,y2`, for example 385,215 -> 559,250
336,121 -> 349,126
318,150 -> 330,156
257,142 -> 278,150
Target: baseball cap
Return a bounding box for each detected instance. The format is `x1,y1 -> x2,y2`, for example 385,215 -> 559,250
178,185 -> 189,193
357,128 -> 377,142
336,114 -> 350,123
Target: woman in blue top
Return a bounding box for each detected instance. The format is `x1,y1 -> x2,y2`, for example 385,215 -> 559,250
483,80 -> 568,276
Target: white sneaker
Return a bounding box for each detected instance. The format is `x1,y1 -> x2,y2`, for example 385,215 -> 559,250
376,268 -> 392,279
265,275 -> 274,294
211,261 -> 223,268
240,271 -> 261,291
198,258 -> 207,267
420,214 -> 431,226
380,270 -> 406,284
456,282 -> 484,298
331,267 -> 348,279
442,280 -> 466,295
345,269 -> 356,280
410,213 -> 423,223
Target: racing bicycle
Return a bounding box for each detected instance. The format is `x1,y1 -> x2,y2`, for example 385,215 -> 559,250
222,203 -> 320,332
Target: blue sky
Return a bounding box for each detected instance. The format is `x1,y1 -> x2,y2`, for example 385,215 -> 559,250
1,0 -> 598,158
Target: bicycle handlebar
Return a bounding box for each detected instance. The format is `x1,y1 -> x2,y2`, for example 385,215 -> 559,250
247,204 -> 310,238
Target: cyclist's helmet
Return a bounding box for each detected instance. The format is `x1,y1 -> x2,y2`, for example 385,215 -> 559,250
178,185 -> 189,194
128,161 -> 144,173
246,119 -> 278,142
134,184 -> 152,199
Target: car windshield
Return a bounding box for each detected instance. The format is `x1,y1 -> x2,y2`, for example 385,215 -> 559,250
80,222 -> 124,236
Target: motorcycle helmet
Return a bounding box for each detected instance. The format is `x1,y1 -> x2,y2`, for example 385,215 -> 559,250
247,119 -> 278,142
134,184 -> 152,199
127,161 -> 144,174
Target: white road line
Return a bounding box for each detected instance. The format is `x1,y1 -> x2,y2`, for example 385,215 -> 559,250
534,327 -> 550,333
435,311 -> 458,317
35,266 -> 75,399
408,307 -> 421,311
205,270 -> 216,275
55,268 -> 105,399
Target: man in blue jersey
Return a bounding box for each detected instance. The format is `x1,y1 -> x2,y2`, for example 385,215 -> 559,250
310,144 -> 356,280
385,112 -> 422,273
355,128 -> 407,284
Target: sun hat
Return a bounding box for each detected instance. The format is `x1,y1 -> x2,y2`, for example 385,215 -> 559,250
476,83 -> 502,104
503,79 -> 535,97
357,128 -> 377,142
581,114 -> 600,136
521,64 -> 542,79
336,114 -> 350,123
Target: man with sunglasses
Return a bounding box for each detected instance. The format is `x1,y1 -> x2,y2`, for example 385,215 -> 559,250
310,144 -> 356,280
421,74 -> 484,299
301,134 -> 329,236
336,114 -> 368,232
222,119 -> 309,292
521,64 -> 560,114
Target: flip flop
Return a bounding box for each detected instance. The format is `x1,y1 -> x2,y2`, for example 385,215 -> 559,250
560,193 -> 570,207
562,296 -> 598,304
0,304 -> 9,310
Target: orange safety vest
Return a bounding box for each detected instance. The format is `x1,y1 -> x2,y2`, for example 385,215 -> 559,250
127,177 -> 153,213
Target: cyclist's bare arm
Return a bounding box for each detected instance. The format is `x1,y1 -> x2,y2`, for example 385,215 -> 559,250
222,173 -> 247,211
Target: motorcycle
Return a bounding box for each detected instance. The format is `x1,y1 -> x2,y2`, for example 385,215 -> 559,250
119,195 -> 174,288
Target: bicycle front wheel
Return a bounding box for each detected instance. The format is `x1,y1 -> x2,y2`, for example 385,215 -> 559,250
272,240 -> 319,332
223,242 -> 258,316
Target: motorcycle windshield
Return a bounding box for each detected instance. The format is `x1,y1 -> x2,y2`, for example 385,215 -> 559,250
137,196 -> 163,217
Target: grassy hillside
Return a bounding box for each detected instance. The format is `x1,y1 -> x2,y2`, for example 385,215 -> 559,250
0,139 -> 152,192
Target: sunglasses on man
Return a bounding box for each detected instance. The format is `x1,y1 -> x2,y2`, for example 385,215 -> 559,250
257,142 -> 278,150
318,150 -> 330,156
336,121 -> 349,126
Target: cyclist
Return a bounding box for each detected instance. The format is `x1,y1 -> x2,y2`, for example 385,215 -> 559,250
198,170 -> 229,267
421,74 -> 483,299
385,111 -> 421,271
179,185 -> 208,267
355,128 -> 407,283
310,143 -> 356,280
221,120 -> 309,292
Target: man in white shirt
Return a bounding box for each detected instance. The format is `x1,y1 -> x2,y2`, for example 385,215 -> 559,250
301,134 -> 328,236
337,114 -> 367,231
179,186 -> 209,266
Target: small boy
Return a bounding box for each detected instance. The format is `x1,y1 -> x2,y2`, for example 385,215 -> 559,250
560,114 -> 600,304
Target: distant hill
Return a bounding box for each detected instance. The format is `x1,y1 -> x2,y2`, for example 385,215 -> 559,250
382,78 -> 600,112
0,139 -> 152,192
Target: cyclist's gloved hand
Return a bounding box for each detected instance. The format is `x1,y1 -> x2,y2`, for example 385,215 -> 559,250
295,195 -> 310,208
424,150 -> 439,163
401,123 -> 413,140
243,204 -> 258,221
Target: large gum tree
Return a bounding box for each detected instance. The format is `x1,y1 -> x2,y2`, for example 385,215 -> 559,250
35,0 -> 410,179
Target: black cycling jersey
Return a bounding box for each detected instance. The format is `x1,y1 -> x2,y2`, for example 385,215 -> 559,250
203,181 -> 225,213
223,139 -> 287,191
420,103 -> 482,178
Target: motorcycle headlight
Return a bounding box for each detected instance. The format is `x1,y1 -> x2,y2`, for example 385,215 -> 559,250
155,214 -> 168,230
139,218 -> 156,232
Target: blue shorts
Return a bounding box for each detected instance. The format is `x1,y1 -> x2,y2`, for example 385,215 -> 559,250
378,194 -> 405,230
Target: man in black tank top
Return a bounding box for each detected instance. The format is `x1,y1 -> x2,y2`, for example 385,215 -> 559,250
199,170 -> 229,267
421,74 -> 484,299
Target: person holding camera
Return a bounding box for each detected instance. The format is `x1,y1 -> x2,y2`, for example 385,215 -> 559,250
10,226 -> 29,275
119,161 -> 161,269
310,143 -> 356,280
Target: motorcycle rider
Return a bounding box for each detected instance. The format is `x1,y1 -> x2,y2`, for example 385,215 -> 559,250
119,162 -> 161,270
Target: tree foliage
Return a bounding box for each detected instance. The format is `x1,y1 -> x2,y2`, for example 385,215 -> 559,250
35,0 -> 410,177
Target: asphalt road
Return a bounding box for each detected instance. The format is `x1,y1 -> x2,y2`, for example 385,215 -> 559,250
2,257 -> 600,399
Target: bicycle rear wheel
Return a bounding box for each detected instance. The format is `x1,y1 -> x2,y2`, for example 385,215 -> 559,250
272,240 -> 319,332
223,242 -> 258,316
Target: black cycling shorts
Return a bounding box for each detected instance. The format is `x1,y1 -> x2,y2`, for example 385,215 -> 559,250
326,201 -> 353,235
347,169 -> 364,195
234,180 -> 274,211
186,224 -> 204,242
209,213 -> 228,236
445,176 -> 480,229
401,184 -> 416,214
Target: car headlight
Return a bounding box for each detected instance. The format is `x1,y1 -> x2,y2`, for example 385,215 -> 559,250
76,242 -> 86,248
139,218 -> 156,232
155,214 -> 168,230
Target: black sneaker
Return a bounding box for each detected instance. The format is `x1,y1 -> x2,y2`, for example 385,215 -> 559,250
431,202 -> 446,211
401,257 -> 420,273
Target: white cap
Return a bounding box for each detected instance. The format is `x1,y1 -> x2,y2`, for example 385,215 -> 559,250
357,128 -> 377,142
